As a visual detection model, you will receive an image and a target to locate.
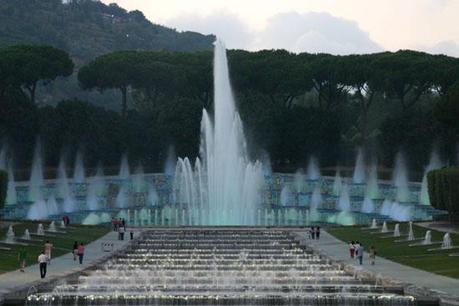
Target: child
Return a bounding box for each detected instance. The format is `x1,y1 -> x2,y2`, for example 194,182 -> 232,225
349,241 -> 355,259
73,241 -> 78,261
356,243 -> 364,265
18,248 -> 27,272
369,245 -> 376,265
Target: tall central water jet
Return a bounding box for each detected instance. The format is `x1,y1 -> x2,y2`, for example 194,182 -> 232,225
174,41 -> 264,225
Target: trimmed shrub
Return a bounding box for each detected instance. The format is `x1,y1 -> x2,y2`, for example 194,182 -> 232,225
0,170 -> 7,209
427,168 -> 459,220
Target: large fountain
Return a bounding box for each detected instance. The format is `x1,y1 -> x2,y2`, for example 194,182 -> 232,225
0,42 -> 450,227
173,41 -> 264,225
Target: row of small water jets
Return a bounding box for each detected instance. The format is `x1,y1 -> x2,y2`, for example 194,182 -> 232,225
2,221 -> 67,246
0,141 -> 447,223
1,140 -> 161,220
368,219 -> 454,250
278,149 -> 446,223
292,148 -> 443,203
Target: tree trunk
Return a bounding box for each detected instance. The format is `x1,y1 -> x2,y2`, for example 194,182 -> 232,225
361,105 -> 369,147
27,82 -> 37,104
121,86 -> 127,118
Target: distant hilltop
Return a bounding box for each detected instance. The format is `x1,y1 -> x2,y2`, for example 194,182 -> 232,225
0,0 -> 215,63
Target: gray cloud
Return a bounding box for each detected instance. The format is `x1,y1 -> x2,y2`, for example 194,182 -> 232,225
167,12 -> 253,50
256,12 -> 383,54
167,11 -> 384,54
420,40 -> 459,58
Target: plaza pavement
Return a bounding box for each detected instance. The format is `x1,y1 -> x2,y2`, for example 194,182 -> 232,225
417,221 -> 459,235
0,229 -> 139,303
296,230 -> 459,302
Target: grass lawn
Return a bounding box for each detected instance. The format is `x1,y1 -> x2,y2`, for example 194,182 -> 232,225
0,221 -> 110,274
328,222 -> 459,279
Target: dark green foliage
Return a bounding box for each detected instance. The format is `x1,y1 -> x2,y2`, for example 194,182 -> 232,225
427,170 -> 441,209
0,0 -> 214,107
1,34 -> 459,173
435,81 -> 459,138
428,168 -> 459,219
0,170 -> 7,209
0,0 -> 214,62
78,51 -> 188,117
0,45 -> 74,103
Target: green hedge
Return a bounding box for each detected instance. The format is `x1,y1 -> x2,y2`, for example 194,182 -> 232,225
427,168 -> 459,219
0,170 -> 7,209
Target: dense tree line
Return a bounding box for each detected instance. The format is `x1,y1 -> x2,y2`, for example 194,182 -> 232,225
0,0 -> 214,110
1,44 -> 459,178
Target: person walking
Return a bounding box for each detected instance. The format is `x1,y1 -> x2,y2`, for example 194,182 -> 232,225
44,240 -> 53,264
38,251 -> 48,278
73,241 -> 78,261
77,243 -> 85,264
369,245 -> 376,265
349,241 -> 355,259
310,226 -> 315,240
354,241 -> 361,251
316,226 -> 321,240
118,225 -> 125,241
18,248 -> 27,272
356,243 -> 364,265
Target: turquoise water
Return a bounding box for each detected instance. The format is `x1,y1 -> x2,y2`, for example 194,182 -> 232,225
1,173 -> 446,226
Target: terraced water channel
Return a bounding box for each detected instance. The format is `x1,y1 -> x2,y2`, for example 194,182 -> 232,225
27,229 -> 418,305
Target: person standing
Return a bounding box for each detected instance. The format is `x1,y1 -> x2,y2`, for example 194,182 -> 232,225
349,241 -> 355,259
77,243 -> 85,264
316,226 -> 321,240
310,226 -> 315,240
356,243 -> 364,265
38,251 -> 47,278
44,241 -> 53,264
18,248 -> 27,272
369,245 -> 376,265
73,241 -> 78,261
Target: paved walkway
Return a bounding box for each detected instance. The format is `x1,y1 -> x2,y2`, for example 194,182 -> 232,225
295,230 -> 459,300
417,221 -> 459,235
0,230 -> 138,302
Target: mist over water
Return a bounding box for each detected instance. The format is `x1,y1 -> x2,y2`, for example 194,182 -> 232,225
306,156 -> 320,180
174,41 -> 264,225
392,152 -> 409,202
29,137 -> 44,201
420,149 -> 443,205
353,148 -> 365,184
73,150 -> 85,183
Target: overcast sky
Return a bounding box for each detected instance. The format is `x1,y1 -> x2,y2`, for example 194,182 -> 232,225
101,0 -> 459,57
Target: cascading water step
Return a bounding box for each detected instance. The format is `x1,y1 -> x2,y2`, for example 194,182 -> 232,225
25,229 -> 420,306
